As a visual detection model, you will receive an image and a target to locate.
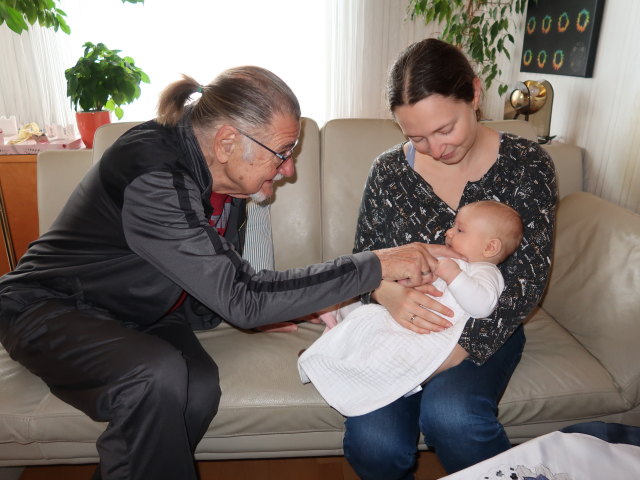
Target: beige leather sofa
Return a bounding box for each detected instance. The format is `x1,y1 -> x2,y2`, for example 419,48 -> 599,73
1,119 -> 639,467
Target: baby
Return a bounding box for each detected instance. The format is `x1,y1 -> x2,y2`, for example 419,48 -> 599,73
298,200 -> 523,417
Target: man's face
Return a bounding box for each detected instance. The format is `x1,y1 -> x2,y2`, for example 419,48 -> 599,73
230,114 -> 300,201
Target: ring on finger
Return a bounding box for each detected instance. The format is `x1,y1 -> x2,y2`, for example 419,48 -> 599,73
410,314 -> 417,324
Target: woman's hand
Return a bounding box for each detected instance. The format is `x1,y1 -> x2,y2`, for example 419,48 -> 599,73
372,280 -> 453,334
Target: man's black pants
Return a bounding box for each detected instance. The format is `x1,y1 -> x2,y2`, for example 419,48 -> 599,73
0,289 -> 221,480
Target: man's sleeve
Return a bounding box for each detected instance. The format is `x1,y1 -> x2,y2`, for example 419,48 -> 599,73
121,171 -> 382,329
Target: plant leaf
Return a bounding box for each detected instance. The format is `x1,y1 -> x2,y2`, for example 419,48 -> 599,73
408,0 -> 522,97
0,5 -> 29,33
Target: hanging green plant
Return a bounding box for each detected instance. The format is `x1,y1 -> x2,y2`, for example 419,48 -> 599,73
65,42 -> 150,120
0,0 -> 69,34
408,0 -> 530,96
0,0 -> 144,35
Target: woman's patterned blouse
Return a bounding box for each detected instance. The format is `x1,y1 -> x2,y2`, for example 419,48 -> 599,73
353,133 -> 558,364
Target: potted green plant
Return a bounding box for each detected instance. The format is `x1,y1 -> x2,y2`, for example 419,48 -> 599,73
65,41 -> 150,148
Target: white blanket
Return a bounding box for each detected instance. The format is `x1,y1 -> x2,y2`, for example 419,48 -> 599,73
298,260 -> 504,416
298,281 -> 469,416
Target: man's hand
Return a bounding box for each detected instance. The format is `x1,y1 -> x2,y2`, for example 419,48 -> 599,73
373,243 -> 437,287
372,243 -> 463,287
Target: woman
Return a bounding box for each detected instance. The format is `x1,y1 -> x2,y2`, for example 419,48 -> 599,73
0,66 -> 434,480
343,39 -> 557,478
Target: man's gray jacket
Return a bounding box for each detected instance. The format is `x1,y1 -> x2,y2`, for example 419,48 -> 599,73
0,120 -> 381,329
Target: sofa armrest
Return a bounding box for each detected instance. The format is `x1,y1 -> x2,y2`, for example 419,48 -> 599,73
542,192 -> 640,405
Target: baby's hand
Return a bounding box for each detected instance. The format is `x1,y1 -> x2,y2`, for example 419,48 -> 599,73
434,258 -> 461,284
316,311 -> 338,331
306,310 -> 339,333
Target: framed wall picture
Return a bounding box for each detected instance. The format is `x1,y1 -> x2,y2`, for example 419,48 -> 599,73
520,0 -> 606,77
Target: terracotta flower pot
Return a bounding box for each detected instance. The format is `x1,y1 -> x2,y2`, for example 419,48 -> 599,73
75,111 -> 111,149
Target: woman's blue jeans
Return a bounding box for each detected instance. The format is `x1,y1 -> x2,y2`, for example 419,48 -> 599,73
343,325 -> 525,479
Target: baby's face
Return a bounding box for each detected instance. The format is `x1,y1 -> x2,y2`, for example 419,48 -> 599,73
445,205 -> 493,262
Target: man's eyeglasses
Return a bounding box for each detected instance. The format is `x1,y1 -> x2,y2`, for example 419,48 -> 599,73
237,129 -> 297,169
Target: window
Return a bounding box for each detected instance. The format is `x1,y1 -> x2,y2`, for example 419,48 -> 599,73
60,0 -> 329,122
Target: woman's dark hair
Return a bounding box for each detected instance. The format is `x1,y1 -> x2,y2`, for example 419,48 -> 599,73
387,38 -> 477,111
156,66 -> 301,131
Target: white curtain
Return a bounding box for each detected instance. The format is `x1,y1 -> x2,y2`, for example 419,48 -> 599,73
324,0 -> 522,122
0,24 -> 74,130
326,0 -> 438,120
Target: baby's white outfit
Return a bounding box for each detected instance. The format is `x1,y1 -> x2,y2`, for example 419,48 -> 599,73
298,259 -> 504,417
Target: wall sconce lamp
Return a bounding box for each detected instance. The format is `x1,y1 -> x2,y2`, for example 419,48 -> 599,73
505,80 -> 555,144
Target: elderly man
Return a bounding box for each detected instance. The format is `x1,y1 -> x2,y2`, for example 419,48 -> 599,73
0,66 -> 450,480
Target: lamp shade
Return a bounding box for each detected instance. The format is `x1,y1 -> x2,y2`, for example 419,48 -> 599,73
510,80 -> 548,116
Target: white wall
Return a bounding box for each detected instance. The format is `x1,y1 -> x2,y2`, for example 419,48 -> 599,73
505,0 -> 640,213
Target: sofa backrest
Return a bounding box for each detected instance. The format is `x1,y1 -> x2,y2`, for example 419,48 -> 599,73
271,118 -> 322,270
314,118 -> 576,262
37,118 -> 583,274
481,119 -> 537,141
541,191 -> 640,404
543,142 -> 583,201
320,119 -> 407,261
93,122 -> 142,165
37,149 -> 93,234
37,122 -> 143,235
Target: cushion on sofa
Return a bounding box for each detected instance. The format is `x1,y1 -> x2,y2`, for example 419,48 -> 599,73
195,322 -> 345,459
500,308 -> 625,426
0,344 -> 103,464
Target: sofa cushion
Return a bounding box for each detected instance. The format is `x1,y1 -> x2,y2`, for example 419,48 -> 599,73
542,192 -> 640,405
0,344 -> 104,464
500,308 -> 626,427
201,323 -> 340,434
196,322 -> 343,458
0,321 -> 343,463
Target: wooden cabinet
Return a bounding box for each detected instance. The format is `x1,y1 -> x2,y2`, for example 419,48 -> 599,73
0,155 -> 39,275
